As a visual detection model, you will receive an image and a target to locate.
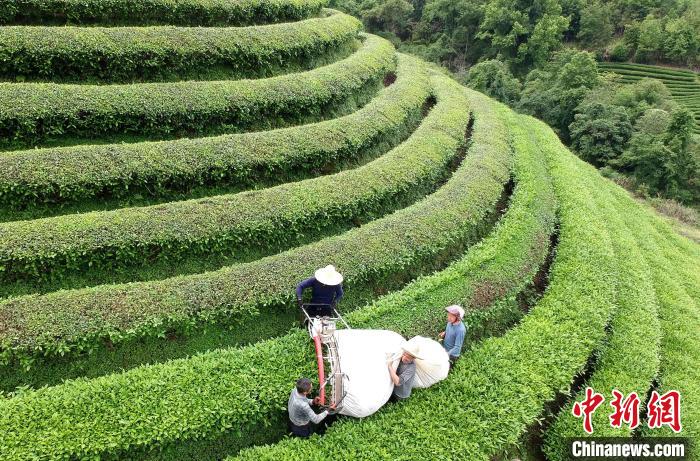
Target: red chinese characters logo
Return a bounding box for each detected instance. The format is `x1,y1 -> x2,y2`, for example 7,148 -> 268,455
647,390 -> 682,433
609,389 -> 640,429
571,388 -> 682,433
572,387 -> 605,434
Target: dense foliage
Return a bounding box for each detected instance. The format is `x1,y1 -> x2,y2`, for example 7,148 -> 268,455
0,10 -> 361,83
0,55 -> 426,210
0,0 -> 328,26
0,33 -> 395,149
330,0 -> 700,70
328,0 -> 700,206
459,51 -> 700,204
0,83 -> 546,461
0,2 -> 698,461
463,59 -> 521,105
0,72 -> 514,368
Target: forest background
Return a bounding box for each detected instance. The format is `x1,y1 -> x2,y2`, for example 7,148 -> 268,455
330,0 -> 700,212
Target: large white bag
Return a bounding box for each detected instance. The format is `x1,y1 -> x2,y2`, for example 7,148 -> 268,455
406,336 -> 450,388
386,335 -> 450,389
334,329 -> 405,418
334,330 -> 450,418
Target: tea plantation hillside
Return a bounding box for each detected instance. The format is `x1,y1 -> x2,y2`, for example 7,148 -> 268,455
0,1 -> 698,459
599,62 -> 700,135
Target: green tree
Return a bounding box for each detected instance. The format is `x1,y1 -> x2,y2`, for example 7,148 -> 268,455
663,16 -> 699,65
559,0 -> 583,41
519,50 -> 600,139
664,105 -> 694,151
521,14 -> 571,66
611,78 -> 674,120
477,0 -> 569,68
634,108 -> 672,135
464,59 -> 522,104
616,0 -> 664,22
328,0 -> 363,18
635,15 -> 664,61
615,107 -> 699,202
569,101 -> 633,166
362,0 -> 415,39
577,1 -> 614,48
622,20 -> 641,55
415,0 -> 488,69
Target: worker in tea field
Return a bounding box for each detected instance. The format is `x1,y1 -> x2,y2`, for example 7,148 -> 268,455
296,264 -> 344,317
439,304 -> 467,368
287,378 -> 336,437
387,342 -> 421,402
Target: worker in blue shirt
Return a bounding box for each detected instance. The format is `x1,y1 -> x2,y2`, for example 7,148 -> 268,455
439,304 -> 466,368
296,265 -> 344,318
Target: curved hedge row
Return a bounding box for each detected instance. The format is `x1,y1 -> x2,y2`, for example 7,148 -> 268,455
0,60 -> 438,283
0,33 -> 395,149
0,303 -> 521,460
542,166 -> 661,459
0,85 -> 557,461
0,10 -> 360,83
0,0 -> 327,26
607,184 -> 700,448
639,260 -> 699,449
231,112 -> 618,460
0,72 -> 514,366
0,54 -> 428,211
598,62 -> 697,81
645,279 -> 700,450
602,67 -> 696,82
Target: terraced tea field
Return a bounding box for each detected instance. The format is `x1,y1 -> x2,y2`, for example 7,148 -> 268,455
0,1 -> 698,459
599,62 -> 700,134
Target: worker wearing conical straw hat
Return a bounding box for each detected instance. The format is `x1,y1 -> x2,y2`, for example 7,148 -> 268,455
387,340 -> 422,402
296,265 -> 344,317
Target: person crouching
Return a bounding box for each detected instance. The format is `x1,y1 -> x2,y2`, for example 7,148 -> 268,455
287,378 -> 335,437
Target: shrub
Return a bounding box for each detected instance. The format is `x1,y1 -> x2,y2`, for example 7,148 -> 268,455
0,54 -> 428,210
0,73 -> 512,367
0,33 -> 396,149
0,0 -> 327,26
0,10 -> 361,82
610,42 -> 631,62
463,59 -> 521,105
0,86 -> 556,461
569,101 -> 633,166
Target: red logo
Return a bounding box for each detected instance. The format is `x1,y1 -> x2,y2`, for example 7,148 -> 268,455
609,389 -> 640,429
572,387 -> 605,434
571,388 -> 682,433
647,390 -> 682,432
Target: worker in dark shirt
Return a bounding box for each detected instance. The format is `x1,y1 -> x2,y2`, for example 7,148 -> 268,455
296,265 -> 344,317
